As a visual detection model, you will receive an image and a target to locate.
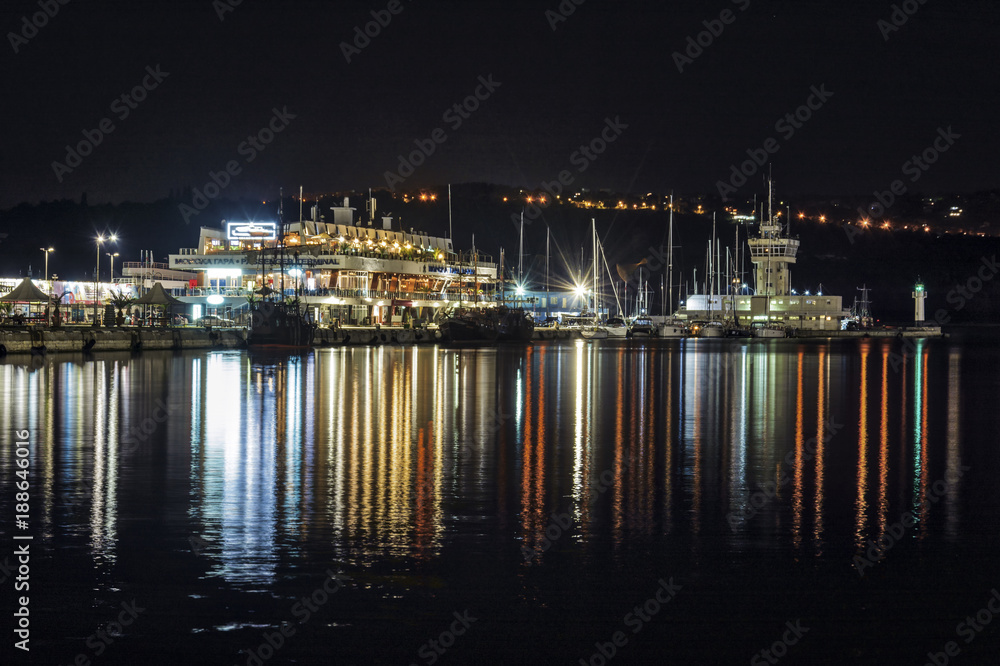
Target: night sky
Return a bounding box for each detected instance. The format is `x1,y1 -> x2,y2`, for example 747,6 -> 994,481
2,0 -> 998,209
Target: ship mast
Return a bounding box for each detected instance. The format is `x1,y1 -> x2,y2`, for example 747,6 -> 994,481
279,188 -> 285,300
592,218 -> 599,321
667,193 -> 674,320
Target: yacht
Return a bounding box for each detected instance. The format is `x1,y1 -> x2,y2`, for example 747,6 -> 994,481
751,321 -> 786,338
657,320 -> 688,338
628,316 -> 655,338
693,321 -> 727,338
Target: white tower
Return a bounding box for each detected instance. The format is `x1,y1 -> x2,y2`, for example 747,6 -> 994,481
913,279 -> 926,322
748,180 -> 799,297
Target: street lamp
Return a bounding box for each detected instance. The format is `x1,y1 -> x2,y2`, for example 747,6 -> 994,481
106,252 -> 119,285
94,234 -> 117,326
39,247 -> 54,282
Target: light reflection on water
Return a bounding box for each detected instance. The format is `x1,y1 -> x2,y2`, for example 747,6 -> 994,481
0,339 -> 978,588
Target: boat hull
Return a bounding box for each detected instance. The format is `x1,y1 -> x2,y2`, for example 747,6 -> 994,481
248,303 -> 315,348
440,310 -> 500,342
752,327 -> 786,338
697,324 -> 726,338
581,327 -> 609,339
657,323 -> 687,338
497,308 -> 535,342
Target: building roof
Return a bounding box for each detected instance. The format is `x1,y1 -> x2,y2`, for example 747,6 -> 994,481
0,277 -> 50,302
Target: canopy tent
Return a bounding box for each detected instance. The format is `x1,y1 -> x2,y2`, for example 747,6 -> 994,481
0,277 -> 51,303
134,283 -> 181,326
134,282 -> 182,306
0,277 -> 52,324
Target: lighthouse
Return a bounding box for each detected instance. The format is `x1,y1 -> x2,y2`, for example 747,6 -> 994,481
912,278 -> 926,323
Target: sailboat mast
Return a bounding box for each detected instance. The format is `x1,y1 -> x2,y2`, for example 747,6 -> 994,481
711,212 -> 717,318
591,218 -> 598,319
545,226 -> 550,318
448,183 -> 453,241
667,193 -> 674,319
518,209 -> 524,287
499,247 -> 505,303
279,188 -> 285,298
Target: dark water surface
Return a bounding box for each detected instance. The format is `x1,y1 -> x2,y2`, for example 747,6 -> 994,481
3,334 -> 1000,665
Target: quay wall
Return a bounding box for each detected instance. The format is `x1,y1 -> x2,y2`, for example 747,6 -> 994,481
0,327 -> 248,355
791,326 -> 944,338
0,325 -> 446,356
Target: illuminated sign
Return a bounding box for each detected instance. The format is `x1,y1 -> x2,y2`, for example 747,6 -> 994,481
227,222 -> 277,240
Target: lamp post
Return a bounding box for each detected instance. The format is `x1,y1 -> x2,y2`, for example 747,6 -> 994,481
106,252 -> 119,285
40,247 -> 54,282
93,234 -> 117,326
94,235 -> 104,325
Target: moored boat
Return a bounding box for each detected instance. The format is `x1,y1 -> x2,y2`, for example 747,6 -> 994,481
439,309 -> 499,342
628,316 -> 655,338
580,325 -> 609,340
657,320 -> 688,338
248,300 -> 315,348
693,321 -> 726,338
497,306 -> 535,342
604,316 -> 629,338
751,322 -> 787,338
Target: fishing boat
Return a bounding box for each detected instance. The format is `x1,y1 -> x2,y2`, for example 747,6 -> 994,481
497,305 -> 535,341
248,193 -> 315,348
439,308 -> 499,342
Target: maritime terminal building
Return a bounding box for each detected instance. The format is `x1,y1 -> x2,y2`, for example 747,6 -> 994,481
676,216 -> 850,331
167,200 -> 498,326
